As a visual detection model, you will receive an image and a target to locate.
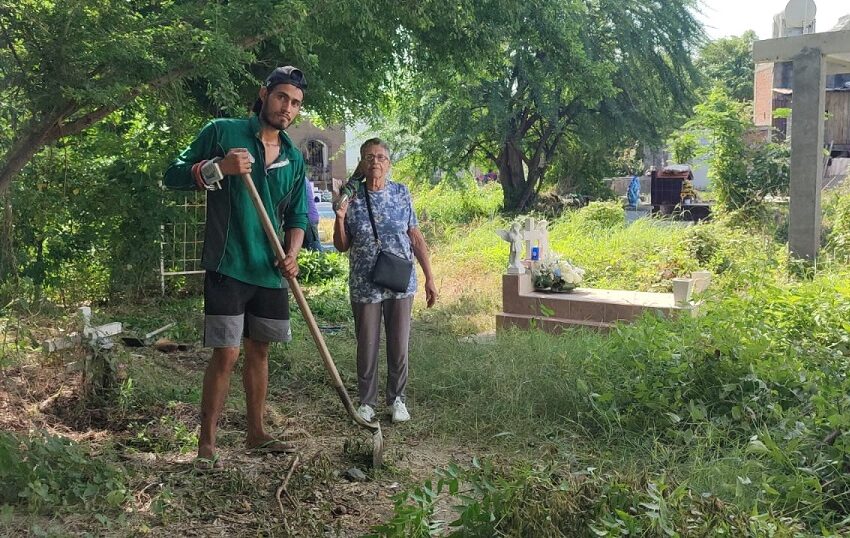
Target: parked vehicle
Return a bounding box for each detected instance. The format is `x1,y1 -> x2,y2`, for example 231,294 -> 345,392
316,201 -> 336,251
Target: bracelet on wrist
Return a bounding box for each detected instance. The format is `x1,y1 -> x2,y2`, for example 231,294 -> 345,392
192,161 -> 207,190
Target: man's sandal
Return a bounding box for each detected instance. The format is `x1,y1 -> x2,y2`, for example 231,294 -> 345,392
193,453 -> 224,471
247,439 -> 297,454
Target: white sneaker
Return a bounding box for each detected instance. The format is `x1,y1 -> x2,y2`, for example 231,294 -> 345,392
390,397 -> 410,423
356,404 -> 375,423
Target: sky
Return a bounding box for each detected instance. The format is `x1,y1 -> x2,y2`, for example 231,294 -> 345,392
699,0 -> 848,40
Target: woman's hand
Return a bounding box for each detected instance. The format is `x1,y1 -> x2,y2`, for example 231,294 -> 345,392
424,279 -> 438,308
334,198 -> 349,220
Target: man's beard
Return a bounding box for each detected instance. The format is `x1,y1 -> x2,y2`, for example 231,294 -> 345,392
261,105 -> 289,130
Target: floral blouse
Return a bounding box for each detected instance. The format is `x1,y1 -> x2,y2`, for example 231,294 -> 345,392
344,181 -> 418,303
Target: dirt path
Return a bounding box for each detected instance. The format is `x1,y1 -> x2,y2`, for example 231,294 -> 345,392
1,343 -> 480,537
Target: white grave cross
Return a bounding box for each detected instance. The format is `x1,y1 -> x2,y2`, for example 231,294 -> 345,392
522,218 -> 549,261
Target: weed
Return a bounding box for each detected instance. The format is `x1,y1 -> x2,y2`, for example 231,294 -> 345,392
298,251 -> 347,285
0,432 -> 129,513
301,278 -> 351,323
371,459 -> 808,537
126,414 -> 198,454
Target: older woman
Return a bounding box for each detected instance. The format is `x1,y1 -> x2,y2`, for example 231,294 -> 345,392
333,138 -> 437,423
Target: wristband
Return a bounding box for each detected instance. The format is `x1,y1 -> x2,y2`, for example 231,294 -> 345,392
192,161 -> 207,190
200,158 -> 224,190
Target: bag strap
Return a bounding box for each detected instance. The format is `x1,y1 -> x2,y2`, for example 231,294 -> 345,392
363,187 -> 383,250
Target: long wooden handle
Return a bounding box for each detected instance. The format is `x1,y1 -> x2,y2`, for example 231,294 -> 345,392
240,174 -> 377,432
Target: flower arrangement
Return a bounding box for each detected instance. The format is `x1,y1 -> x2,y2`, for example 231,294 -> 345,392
680,179 -> 697,205
531,255 -> 585,292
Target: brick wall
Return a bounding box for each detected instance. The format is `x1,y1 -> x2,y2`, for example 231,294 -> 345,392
286,119 -> 347,183
754,62 -> 775,128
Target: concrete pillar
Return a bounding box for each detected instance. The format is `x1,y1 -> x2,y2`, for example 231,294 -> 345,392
789,47 -> 826,261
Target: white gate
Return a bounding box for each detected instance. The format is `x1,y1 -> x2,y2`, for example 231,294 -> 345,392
160,191 -> 206,294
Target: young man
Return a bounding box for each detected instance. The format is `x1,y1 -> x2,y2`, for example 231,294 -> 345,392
164,66 -> 308,468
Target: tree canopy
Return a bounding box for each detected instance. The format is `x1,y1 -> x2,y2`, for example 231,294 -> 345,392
0,0 -> 463,191
695,30 -> 758,102
394,0 -> 704,211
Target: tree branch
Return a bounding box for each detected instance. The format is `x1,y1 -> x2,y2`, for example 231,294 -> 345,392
0,31 -> 271,192
518,111 -> 540,139
468,138 -> 500,166
0,103 -> 76,193
51,65 -> 194,141
0,15 -> 29,88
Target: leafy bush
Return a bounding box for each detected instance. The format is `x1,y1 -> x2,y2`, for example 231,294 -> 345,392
679,220 -> 789,291
412,179 -> 502,230
572,201 -> 625,229
687,87 -> 790,213
302,278 -> 351,323
668,130 -> 699,164
824,188 -> 850,262
681,223 -> 722,266
298,251 -> 347,286
7,104 -> 199,304
0,432 -> 129,513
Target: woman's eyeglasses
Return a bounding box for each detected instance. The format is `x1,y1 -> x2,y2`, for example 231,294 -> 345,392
363,154 -> 389,163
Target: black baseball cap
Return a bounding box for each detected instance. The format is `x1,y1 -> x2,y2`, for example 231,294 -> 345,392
264,66 -> 307,91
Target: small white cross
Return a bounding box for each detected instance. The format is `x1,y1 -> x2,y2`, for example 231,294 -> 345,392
522,218 -> 549,260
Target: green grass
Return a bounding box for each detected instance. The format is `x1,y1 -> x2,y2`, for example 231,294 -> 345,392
367,186 -> 850,535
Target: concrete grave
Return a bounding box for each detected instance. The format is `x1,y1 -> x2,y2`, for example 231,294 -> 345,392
495,219 -> 704,333
496,273 -> 700,333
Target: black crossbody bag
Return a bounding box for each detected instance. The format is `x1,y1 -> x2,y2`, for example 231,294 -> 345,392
364,188 -> 413,293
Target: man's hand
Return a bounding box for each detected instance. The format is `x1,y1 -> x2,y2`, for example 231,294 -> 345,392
274,254 -> 299,280
219,148 -> 252,176
424,279 -> 438,308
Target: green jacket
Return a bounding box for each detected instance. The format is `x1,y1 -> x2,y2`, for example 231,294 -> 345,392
164,115 -> 308,288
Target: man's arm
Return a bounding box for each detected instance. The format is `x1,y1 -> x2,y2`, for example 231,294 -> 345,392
278,158 -> 309,279
282,158 -> 309,232
163,122 -> 218,190
279,227 -> 305,279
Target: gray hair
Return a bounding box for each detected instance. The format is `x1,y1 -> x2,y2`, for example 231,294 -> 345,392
360,138 -> 390,158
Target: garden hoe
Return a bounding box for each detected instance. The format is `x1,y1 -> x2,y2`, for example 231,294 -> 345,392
240,173 -> 384,468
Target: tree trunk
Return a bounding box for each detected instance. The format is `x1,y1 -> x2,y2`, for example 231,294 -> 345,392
499,141 -> 527,211
517,167 -> 542,211
0,192 -> 16,280
498,140 -> 547,212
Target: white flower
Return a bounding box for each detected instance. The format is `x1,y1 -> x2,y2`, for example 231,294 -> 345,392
532,253 -> 584,288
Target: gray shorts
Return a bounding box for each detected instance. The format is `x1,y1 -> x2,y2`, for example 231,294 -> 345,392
203,271 -> 291,348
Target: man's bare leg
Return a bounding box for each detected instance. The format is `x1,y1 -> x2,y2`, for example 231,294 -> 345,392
243,337 -> 271,446
198,346 -> 240,460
